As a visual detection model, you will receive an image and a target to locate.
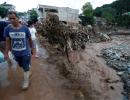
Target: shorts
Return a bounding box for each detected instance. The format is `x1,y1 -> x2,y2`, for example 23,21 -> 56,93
14,55 -> 31,72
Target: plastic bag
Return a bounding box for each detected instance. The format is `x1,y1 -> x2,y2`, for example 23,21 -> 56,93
0,51 -> 17,70
8,52 -> 17,71
0,51 -> 5,63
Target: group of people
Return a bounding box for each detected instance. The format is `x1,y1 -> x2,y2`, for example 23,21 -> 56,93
0,11 -> 38,90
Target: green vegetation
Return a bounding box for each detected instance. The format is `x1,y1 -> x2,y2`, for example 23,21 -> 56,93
94,0 -> 130,27
0,6 -> 8,18
29,9 -> 38,23
79,2 -> 94,26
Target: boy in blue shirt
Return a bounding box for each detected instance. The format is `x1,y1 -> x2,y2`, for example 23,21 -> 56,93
4,11 -> 35,89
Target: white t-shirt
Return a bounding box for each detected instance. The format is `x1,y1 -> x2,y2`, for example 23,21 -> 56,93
29,27 -> 37,40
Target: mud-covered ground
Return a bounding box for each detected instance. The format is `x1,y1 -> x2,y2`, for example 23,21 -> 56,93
1,35 -> 130,100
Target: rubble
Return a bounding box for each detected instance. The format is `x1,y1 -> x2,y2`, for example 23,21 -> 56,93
101,42 -> 130,97
101,43 -> 130,71
98,32 -> 111,41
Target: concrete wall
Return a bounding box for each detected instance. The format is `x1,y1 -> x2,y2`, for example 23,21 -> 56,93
37,4 -> 79,23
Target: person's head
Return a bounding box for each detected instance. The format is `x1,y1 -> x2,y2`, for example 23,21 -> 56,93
8,11 -> 19,26
27,20 -> 33,27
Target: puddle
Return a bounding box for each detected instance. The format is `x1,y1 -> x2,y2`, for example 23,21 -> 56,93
0,52 -> 17,88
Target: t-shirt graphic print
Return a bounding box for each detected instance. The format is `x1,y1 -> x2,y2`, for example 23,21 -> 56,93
9,32 -> 26,51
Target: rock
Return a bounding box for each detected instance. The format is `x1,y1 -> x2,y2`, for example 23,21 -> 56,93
117,71 -> 125,76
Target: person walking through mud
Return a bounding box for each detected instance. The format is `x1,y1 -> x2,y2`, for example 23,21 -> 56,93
4,11 -> 35,90
27,20 -> 38,58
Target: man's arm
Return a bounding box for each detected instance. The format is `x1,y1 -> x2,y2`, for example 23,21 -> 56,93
5,37 -> 11,59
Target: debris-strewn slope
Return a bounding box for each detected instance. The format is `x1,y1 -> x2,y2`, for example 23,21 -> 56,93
39,14 -> 123,100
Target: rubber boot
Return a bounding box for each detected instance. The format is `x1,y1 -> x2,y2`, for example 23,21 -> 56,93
22,71 -> 30,89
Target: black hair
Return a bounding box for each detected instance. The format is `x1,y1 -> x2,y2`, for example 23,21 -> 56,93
27,20 -> 33,27
8,11 -> 19,18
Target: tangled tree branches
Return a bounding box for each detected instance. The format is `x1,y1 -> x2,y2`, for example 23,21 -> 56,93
42,14 -> 89,53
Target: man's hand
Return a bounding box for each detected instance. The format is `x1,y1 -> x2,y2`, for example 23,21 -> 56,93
4,52 -> 13,67
31,48 -> 37,58
4,52 -> 9,60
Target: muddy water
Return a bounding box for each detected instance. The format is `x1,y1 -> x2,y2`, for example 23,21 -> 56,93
0,38 -> 126,100
0,61 -> 10,87
36,40 -> 48,59
0,52 -> 17,88
0,43 -> 79,100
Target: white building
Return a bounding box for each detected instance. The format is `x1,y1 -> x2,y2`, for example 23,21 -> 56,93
37,4 -> 79,23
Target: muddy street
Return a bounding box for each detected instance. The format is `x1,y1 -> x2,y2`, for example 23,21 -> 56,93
0,47 -> 77,100
0,0 -> 130,99
0,35 -> 130,100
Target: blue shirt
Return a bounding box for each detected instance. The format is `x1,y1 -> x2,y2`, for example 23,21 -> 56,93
4,25 -> 31,56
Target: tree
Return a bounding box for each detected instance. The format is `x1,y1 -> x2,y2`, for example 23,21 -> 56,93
17,12 -> 25,16
112,0 -> 130,15
29,9 -> 38,23
93,7 -> 102,17
94,0 -> 130,27
79,15 -> 94,26
94,4 -> 116,22
102,7 -> 116,22
80,2 -> 94,25
0,6 -> 8,18
82,2 -> 93,17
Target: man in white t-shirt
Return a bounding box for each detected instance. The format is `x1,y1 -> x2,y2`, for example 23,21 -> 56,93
27,21 -> 38,58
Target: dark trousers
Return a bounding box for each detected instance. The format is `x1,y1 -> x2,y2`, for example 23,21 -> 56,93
14,55 -> 31,72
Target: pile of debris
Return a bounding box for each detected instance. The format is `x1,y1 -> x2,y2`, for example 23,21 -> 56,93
38,14 -> 121,100
38,14 -> 111,45
101,43 -> 130,71
39,14 -> 90,84
101,42 -> 130,97
41,13 -> 90,52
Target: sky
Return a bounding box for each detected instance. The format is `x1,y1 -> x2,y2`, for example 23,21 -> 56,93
0,0 -> 115,12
